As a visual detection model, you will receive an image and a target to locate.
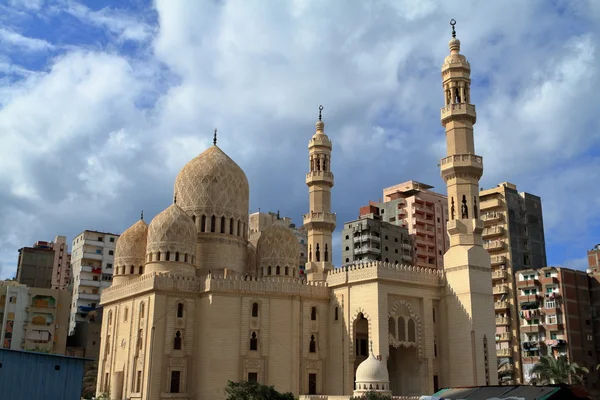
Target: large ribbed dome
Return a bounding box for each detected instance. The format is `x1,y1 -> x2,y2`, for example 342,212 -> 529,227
256,223 -> 299,269
174,145 -> 249,221
146,203 -> 197,257
114,219 -> 148,267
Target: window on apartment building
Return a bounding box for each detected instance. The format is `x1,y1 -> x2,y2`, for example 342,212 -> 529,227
546,315 -> 557,325
586,320 -> 590,325
98,236 -> 103,241
108,251 -> 114,256
545,300 -> 556,309
395,249 -> 398,253
437,217 -> 440,223
545,272 -> 551,278
106,263 -> 113,269
109,237 -> 115,243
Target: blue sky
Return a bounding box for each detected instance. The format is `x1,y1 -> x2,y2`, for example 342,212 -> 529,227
0,0 -> 599,278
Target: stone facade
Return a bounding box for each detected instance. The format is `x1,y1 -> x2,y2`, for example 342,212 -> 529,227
97,25 -> 497,399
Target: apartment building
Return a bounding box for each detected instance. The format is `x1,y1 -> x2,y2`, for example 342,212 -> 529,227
0,281 -> 71,354
480,182 -> 547,384
50,236 -> 71,290
359,180 -> 448,269
341,210 -> 412,266
588,244 -> 600,274
16,236 -> 71,290
516,267 -> 597,392
69,230 -> 119,335
248,211 -> 308,277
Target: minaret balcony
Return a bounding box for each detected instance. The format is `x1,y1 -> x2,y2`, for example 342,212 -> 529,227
440,103 -> 476,124
306,171 -> 334,185
309,136 -> 332,149
303,211 -> 336,226
440,153 -> 483,178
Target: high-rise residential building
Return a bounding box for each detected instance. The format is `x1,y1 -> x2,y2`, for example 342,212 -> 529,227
341,211 -> 412,266
0,280 -> 71,354
248,211 -> 308,277
479,182 -> 547,384
588,244 -> 600,274
69,230 -> 119,335
50,236 -> 71,290
359,180 -> 449,269
515,267 -> 597,391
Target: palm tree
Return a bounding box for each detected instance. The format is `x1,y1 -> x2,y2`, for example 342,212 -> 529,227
82,363 -> 98,399
531,355 -> 589,385
498,358 -> 513,383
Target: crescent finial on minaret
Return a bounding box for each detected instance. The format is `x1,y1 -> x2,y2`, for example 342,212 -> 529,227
450,19 -> 456,38
318,105 -> 323,121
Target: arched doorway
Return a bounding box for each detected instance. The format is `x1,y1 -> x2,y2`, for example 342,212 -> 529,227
353,313 -> 369,388
388,345 -> 419,396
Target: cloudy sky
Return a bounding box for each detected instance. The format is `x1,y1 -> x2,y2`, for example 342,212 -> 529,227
0,0 -> 599,279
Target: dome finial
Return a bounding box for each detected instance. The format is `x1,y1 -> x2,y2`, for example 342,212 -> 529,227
213,128 -> 217,146
370,340 -> 374,355
174,193 -> 177,204
141,210 -> 144,220
450,19 -> 456,38
318,105 -> 323,121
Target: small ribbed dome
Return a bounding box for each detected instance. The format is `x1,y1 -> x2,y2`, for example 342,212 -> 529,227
174,145 -> 249,221
115,219 -> 148,267
146,204 -> 197,257
256,223 -> 299,269
355,352 -> 390,384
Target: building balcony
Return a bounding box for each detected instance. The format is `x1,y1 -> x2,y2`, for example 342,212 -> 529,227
540,276 -> 559,285
402,254 -> 412,262
353,235 -> 380,243
354,246 -> 381,255
401,243 -> 412,251
480,198 -> 503,210
517,278 -> 540,289
492,270 -> 507,280
545,323 -> 564,331
83,252 -> 103,261
416,261 -> 437,269
496,332 -> 512,342
522,356 -> 540,365
496,317 -> 510,326
481,212 -> 503,224
482,226 -> 505,239
303,212 -> 336,226
490,255 -> 506,266
80,279 -> 101,288
518,294 -> 541,302
495,301 -> 510,311
520,324 -> 542,333
78,293 -> 100,301
305,171 -> 334,185
496,348 -> 511,357
493,285 -> 509,295
484,241 -> 505,252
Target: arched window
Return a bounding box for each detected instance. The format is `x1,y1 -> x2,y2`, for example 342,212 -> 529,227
210,215 -> 216,232
316,244 -> 320,262
345,246 -> 349,251
230,218 -> 234,234
192,215 -> 196,223
408,319 -> 416,342
250,332 -> 258,351
174,331 -> 182,350
237,220 -> 241,236
388,317 -> 396,338
252,303 -> 259,318
284,266 -> 289,275
166,251 -> 171,261
184,253 -> 188,263
345,258 -> 349,263
139,303 -> 145,319
268,266 -> 272,275
175,252 -> 180,262
177,303 -> 184,318
276,266 -> 280,275
220,216 -> 225,233
201,215 -> 206,232
157,251 -> 161,261
139,266 -> 144,274
311,306 -> 317,321
398,317 -> 406,341
334,306 -> 339,321
309,335 -> 316,353
309,245 -> 312,262
130,265 -> 134,274
324,244 -> 328,262
385,258 -> 389,263
108,311 -> 113,326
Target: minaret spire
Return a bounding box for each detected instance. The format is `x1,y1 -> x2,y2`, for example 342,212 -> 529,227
439,20 -> 498,386
141,210 -> 144,220
304,105 -> 335,282
213,128 -> 217,146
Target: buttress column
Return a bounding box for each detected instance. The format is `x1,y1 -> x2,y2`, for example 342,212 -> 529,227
439,20 -> 498,386
304,106 -> 336,282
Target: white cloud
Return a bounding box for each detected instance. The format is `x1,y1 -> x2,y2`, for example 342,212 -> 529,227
0,27 -> 54,52
1,0 -> 600,278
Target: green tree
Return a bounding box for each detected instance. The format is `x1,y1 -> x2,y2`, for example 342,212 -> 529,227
225,380 -> 295,400
350,391 -> 392,400
531,355 -> 589,385
498,357 -> 513,383
81,363 -> 98,399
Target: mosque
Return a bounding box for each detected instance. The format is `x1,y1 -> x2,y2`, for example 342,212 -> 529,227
97,23 -> 498,399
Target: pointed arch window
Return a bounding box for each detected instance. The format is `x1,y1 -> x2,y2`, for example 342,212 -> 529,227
268,266 -> 272,275
230,218 -> 234,234
250,332 -> 258,351
284,266 -> 289,276
130,265 -> 134,274
220,216 -> 225,233
139,302 -> 145,319
173,331 -> 182,350
175,252 -> 180,262
201,215 -> 206,232
316,244 -> 320,262
237,220 -> 242,236
211,215 -> 216,232
309,335 -> 316,353
276,266 -> 280,275
139,266 -> 144,274
311,306 -> 317,321
324,244 -> 328,262
166,251 -> 171,261
177,303 -> 184,318
251,302 -> 259,318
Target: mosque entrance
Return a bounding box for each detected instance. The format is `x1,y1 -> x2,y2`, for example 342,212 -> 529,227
388,345 -> 420,396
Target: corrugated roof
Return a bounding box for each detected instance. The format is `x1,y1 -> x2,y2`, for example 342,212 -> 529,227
430,384 -> 589,400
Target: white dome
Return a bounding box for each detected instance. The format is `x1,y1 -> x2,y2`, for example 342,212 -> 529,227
355,352 -> 389,384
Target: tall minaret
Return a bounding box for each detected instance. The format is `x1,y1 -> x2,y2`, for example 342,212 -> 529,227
304,106 -> 336,282
439,20 -> 498,386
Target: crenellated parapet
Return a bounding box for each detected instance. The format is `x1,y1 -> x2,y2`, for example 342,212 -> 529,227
327,261 -> 443,287
101,271 -> 331,305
